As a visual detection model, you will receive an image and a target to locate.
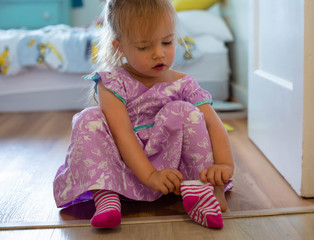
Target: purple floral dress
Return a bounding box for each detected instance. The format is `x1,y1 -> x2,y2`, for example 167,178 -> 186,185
53,67 -> 218,208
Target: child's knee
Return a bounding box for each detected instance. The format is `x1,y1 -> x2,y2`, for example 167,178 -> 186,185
178,101 -> 203,122
72,107 -> 107,133
154,101 -> 205,130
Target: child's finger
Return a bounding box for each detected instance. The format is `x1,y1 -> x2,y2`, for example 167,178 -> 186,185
167,172 -> 182,190
173,189 -> 181,195
222,169 -> 231,183
216,176 -> 225,186
200,169 -> 209,183
206,169 -> 215,185
172,169 -> 184,182
213,169 -> 223,186
164,178 -> 175,193
159,184 -> 170,195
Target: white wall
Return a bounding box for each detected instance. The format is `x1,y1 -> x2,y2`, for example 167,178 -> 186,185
220,0 -> 249,107
71,0 -> 104,27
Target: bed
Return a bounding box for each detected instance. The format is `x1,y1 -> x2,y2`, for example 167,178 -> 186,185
0,7 -> 233,112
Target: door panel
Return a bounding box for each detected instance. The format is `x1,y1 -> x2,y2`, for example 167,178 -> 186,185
248,0 -> 304,194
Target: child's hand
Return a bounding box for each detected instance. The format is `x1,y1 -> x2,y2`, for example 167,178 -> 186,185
147,169 -> 183,195
200,164 -> 233,186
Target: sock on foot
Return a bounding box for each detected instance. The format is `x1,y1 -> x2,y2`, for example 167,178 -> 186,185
91,190 -> 122,228
181,180 -> 223,228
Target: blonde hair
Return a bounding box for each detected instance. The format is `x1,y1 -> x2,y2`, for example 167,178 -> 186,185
95,0 -> 177,71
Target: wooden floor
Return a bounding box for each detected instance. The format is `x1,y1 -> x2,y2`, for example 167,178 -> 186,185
1,214 -> 314,240
0,111 -> 314,239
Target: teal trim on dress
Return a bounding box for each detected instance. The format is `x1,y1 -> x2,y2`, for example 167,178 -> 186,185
84,72 -> 101,94
108,90 -> 126,105
84,72 -> 101,81
84,73 -> 126,104
134,123 -> 155,132
193,100 -> 213,107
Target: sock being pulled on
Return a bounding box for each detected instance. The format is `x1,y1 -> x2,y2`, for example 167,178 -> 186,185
91,190 -> 122,228
181,180 -> 223,228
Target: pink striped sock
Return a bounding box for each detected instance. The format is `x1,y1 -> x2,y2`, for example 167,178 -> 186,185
181,180 -> 223,228
91,190 -> 122,228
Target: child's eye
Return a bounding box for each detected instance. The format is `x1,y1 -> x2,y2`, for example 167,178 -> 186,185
163,41 -> 173,45
137,46 -> 148,51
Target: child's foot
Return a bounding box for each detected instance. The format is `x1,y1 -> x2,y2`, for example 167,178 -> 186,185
91,190 -> 121,228
181,180 -> 224,228
214,185 -> 228,212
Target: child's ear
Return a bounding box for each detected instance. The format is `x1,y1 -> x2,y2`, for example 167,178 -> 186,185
112,39 -> 124,56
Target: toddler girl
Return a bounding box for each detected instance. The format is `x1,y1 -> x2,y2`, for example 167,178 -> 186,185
53,0 -> 234,229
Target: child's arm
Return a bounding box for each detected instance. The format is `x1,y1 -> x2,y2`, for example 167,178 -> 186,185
197,104 -> 234,186
97,82 -> 183,194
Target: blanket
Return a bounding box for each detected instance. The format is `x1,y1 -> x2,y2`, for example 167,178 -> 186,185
0,25 -> 100,76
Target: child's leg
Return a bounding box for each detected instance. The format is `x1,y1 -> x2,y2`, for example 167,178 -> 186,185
181,180 -> 223,228
170,103 -> 226,227
91,190 -> 121,228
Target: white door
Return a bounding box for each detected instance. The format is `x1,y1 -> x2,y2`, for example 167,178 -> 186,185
248,0 -> 308,195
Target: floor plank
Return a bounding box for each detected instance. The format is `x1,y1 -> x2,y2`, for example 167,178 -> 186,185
1,213 -> 313,240
225,118 -> 314,209
0,111 -> 313,225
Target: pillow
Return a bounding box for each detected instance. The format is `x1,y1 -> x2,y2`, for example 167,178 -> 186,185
172,0 -> 219,11
207,3 -> 221,15
173,19 -> 203,66
177,10 -> 233,42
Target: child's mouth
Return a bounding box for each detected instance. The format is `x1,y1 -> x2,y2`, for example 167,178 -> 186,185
153,63 -> 165,70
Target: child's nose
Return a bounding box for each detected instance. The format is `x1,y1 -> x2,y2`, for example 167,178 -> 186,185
152,45 -> 165,59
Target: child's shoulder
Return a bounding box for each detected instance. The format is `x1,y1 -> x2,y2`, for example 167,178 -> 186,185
169,69 -> 198,86
94,67 -> 129,82
170,69 -> 188,81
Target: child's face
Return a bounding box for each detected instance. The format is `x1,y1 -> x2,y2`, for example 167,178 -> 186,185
115,16 -> 176,81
